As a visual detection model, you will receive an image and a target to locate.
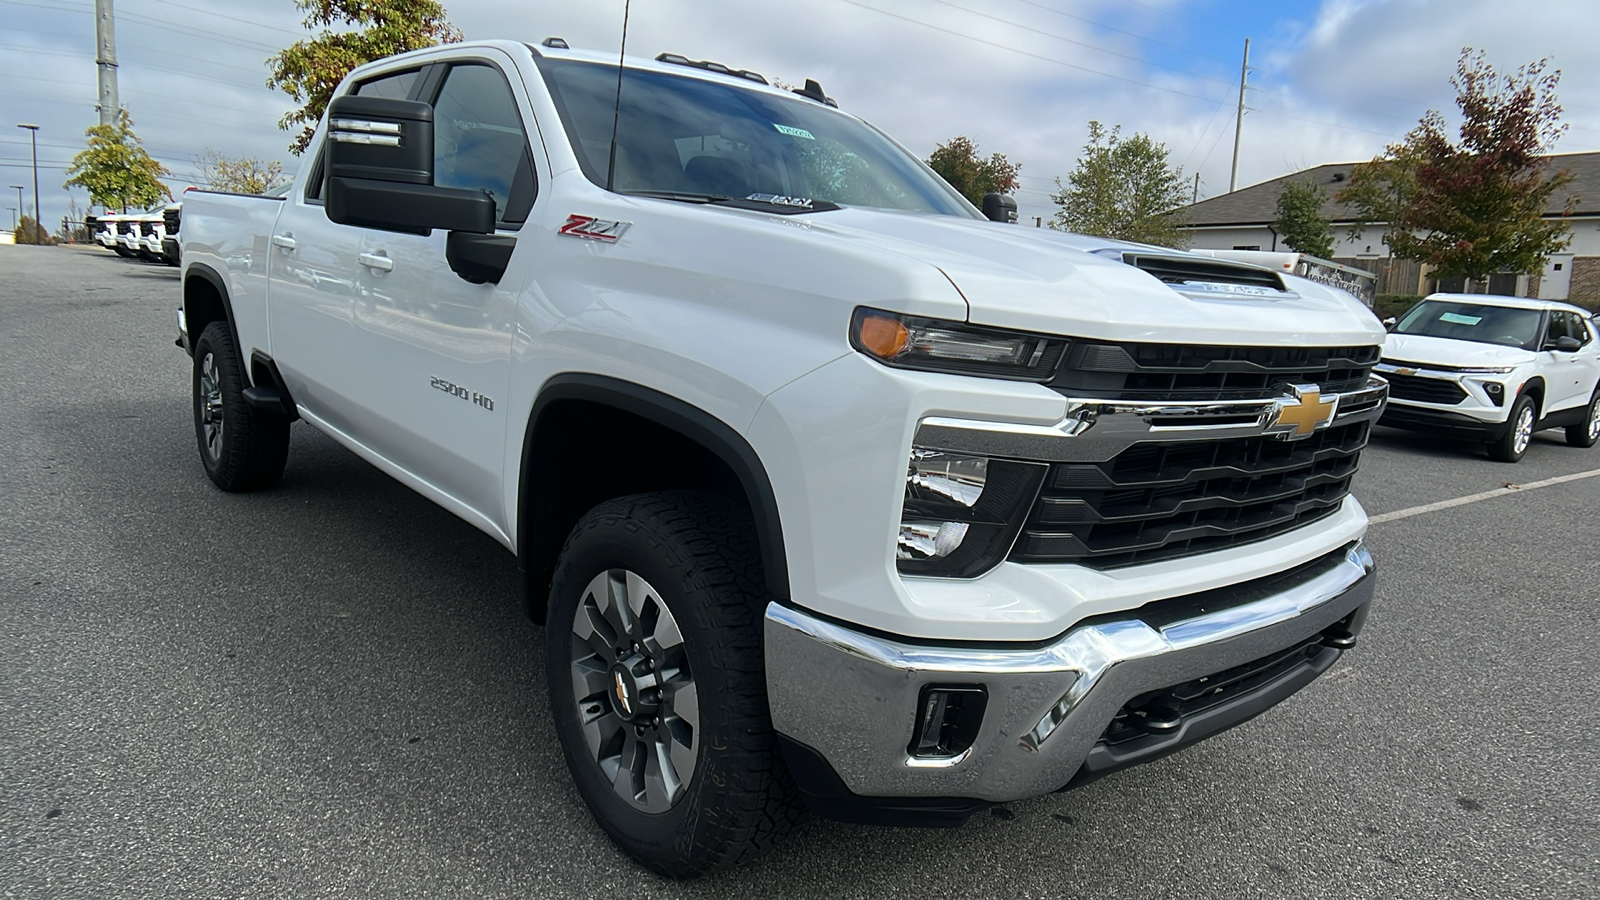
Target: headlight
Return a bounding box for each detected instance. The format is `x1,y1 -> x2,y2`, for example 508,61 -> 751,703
1455,365 -> 1517,374
897,448 -> 1046,577
851,308 -> 1068,380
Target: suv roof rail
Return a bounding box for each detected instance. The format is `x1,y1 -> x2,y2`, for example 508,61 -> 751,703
654,52 -> 768,85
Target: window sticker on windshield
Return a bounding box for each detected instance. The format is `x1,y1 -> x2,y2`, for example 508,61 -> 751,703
773,123 -> 815,140
1439,312 -> 1483,325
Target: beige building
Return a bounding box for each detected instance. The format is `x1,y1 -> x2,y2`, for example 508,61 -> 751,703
1179,152 -> 1599,302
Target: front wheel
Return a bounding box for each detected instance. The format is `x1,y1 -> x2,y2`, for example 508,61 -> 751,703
546,491 -> 800,878
1566,391 -> 1600,448
1488,394 -> 1537,462
191,321 -> 290,490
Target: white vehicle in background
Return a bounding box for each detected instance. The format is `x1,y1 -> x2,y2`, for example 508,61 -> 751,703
136,209 -> 168,262
1190,249 -> 1378,307
1376,293 -> 1600,461
93,212 -> 125,253
114,213 -> 142,257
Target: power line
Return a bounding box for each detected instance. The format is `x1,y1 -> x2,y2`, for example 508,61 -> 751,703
131,0 -> 307,38
833,0 -> 1227,105
1006,0 -> 1236,65
928,0 -> 1238,88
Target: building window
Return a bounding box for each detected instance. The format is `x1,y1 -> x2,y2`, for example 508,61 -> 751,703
1554,263 -> 1564,271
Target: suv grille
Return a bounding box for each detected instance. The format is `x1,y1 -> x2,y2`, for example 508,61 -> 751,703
163,208 -> 180,235
1383,372 -> 1466,405
1010,421 -> 1369,569
1049,342 -> 1380,402
117,221 -> 133,235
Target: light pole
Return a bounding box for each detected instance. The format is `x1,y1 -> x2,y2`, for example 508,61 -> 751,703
18,124 -> 40,244
9,185 -> 23,240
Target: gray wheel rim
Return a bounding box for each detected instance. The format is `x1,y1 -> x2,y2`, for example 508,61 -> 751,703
569,569 -> 697,813
1513,404 -> 1534,455
199,351 -> 225,461
1588,397 -> 1600,441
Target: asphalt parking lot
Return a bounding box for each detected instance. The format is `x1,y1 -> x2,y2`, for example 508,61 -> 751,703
3,244 -> 1597,899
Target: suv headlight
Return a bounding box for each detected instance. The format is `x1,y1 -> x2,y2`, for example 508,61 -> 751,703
851,308 -> 1068,380
897,448 -> 1046,577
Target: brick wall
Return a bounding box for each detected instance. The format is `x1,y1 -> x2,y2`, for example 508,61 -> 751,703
1570,256 -> 1600,306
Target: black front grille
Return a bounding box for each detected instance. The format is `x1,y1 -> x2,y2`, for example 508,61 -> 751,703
164,208 -> 180,235
1050,342 -> 1381,401
1383,372 -> 1467,405
116,221 -> 132,235
1011,421 -> 1369,569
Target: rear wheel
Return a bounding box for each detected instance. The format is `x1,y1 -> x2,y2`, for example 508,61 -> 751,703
192,321 -> 289,491
1567,391 -> 1600,448
546,491 -> 800,878
1488,394 -> 1537,463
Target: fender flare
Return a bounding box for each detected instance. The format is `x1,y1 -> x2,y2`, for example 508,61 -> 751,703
182,262 -> 240,353
517,373 -> 791,613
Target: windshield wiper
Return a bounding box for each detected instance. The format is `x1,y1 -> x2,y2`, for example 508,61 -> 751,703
621,190 -> 840,215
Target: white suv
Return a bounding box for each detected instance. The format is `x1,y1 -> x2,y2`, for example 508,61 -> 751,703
1376,293 -> 1600,461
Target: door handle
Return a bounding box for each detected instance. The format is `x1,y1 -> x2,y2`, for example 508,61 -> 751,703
358,252 -> 394,272
271,233 -> 297,251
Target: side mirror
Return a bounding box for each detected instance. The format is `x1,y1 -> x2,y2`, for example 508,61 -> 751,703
1549,335 -> 1582,352
982,192 -> 1018,223
1381,316 -> 1397,331
323,95 -> 495,236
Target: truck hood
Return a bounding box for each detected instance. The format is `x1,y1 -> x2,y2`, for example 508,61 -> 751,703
799,208 -> 1386,347
1382,333 -> 1537,368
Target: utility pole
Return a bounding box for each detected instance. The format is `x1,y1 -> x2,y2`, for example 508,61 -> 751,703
9,186 -> 23,240
17,125 -> 39,243
95,0 -> 120,128
1192,172 -> 1200,204
1228,37 -> 1250,194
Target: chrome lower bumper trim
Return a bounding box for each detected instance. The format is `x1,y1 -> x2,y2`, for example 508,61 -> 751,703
764,542 -> 1375,802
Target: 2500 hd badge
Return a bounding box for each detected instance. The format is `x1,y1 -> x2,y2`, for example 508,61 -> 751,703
430,376 -> 494,411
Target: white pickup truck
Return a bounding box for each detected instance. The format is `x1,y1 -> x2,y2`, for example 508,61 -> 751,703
178,39 -> 1387,877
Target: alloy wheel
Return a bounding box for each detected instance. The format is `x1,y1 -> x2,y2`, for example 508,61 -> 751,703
199,351 -> 225,461
1512,405 -> 1534,455
569,569 -> 698,813
1589,397 -> 1600,442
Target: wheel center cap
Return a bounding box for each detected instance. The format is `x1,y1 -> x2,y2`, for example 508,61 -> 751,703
609,653 -> 660,723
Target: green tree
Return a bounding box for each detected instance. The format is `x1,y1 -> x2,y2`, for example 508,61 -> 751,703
62,109 -> 171,213
1273,179 -> 1336,258
1337,49 -> 1574,281
195,148 -> 285,194
267,0 -> 463,155
926,135 -> 1020,206
1051,122 -> 1188,247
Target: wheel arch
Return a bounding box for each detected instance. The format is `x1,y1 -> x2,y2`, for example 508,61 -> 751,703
517,374 -> 790,624
183,263 -> 238,359
1520,376 -> 1545,418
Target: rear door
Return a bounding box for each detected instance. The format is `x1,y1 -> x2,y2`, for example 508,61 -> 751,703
344,55 -> 540,530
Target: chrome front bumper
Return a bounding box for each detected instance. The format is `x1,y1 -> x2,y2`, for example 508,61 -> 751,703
764,542 -> 1375,804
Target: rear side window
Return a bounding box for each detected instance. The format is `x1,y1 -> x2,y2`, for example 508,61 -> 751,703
431,64 -> 536,226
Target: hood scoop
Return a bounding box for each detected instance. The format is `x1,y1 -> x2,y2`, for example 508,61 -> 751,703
1104,250 -> 1289,297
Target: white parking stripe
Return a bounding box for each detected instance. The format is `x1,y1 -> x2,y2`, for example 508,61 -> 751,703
1368,467 -> 1600,525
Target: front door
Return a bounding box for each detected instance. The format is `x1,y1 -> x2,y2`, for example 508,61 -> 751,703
345,58 -> 542,533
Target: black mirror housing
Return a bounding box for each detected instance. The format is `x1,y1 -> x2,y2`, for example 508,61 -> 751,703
982,192 -> 1018,223
1551,335 -> 1583,352
322,94 -> 497,236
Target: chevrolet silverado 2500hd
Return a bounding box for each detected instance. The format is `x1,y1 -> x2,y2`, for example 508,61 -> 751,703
178,40 -> 1387,877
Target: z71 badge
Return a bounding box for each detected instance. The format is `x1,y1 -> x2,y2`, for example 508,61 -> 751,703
559,215 -> 631,242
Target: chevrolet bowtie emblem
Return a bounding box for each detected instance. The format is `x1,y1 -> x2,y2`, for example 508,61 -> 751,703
1268,385 -> 1338,439
613,671 -> 632,716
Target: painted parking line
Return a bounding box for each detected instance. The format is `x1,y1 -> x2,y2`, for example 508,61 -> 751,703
1368,466 -> 1600,525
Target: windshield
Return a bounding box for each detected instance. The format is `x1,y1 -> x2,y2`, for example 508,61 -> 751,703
536,58 -> 976,217
1393,299 -> 1544,350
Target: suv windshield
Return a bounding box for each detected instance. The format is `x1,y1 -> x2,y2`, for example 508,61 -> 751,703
1394,299 -> 1544,350
537,58 -> 976,217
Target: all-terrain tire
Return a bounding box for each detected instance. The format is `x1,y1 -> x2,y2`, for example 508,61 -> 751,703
546,491 -> 802,878
191,321 -> 289,491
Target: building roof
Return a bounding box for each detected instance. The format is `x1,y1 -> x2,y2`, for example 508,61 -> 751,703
1183,151 -> 1600,227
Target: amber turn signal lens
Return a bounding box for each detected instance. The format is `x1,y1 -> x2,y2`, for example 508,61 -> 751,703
856,313 -> 909,359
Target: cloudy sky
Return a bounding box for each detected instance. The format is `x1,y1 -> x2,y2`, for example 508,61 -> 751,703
2,0 -> 1596,229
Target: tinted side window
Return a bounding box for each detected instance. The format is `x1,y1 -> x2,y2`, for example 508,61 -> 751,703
353,69 -> 421,101
432,64 -> 536,226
